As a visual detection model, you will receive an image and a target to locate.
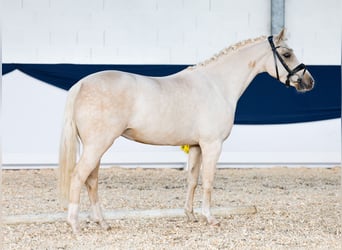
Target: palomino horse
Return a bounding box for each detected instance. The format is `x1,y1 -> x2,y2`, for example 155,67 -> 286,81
59,29 -> 314,233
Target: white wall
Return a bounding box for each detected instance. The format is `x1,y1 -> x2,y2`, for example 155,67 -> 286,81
2,0 -> 341,64
2,0 -> 341,167
285,0 -> 341,65
2,0 -> 270,64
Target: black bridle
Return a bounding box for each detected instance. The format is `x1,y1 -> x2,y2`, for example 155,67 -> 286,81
268,36 -> 307,87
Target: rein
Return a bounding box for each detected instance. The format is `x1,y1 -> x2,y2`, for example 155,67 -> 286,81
268,36 -> 306,88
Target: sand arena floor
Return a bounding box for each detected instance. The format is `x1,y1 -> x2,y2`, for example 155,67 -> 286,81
2,166 -> 341,249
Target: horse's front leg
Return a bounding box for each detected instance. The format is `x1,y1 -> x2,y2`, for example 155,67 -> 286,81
200,141 -> 222,226
85,163 -> 110,230
184,146 -> 202,222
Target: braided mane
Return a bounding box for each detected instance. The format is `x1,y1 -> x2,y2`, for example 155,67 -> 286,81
188,35 -> 267,70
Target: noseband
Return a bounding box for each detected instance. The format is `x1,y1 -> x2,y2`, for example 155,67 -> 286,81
268,36 -> 306,87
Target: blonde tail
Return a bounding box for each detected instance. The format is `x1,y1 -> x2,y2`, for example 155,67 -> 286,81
59,82 -> 82,207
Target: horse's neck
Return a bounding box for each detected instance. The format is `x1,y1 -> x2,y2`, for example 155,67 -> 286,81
200,40 -> 270,105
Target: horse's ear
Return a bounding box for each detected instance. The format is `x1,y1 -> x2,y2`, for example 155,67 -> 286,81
276,28 -> 287,42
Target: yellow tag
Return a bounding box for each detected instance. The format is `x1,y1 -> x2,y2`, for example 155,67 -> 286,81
181,145 -> 190,154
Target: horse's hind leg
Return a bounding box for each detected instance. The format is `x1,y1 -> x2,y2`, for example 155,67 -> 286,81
68,140 -> 114,233
184,146 -> 202,222
85,163 -> 110,230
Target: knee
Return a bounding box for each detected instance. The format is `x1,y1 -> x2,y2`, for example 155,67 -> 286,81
202,181 -> 213,192
86,176 -> 98,188
188,180 -> 198,189
71,171 -> 89,187
187,173 -> 199,186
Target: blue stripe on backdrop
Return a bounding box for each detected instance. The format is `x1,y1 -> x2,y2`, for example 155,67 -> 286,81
2,64 -> 341,124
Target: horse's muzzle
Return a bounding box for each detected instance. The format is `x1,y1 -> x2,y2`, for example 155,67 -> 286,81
295,74 -> 315,92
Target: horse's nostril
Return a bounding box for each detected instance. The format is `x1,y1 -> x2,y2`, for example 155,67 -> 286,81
309,78 -> 315,88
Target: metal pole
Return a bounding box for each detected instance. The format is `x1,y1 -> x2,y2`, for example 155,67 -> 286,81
271,0 -> 285,34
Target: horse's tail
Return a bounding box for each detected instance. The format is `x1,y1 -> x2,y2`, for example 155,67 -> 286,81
59,82 -> 82,208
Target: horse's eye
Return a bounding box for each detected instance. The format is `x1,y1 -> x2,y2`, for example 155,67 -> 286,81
283,52 -> 291,58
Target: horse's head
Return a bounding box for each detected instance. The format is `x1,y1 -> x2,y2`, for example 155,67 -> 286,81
265,28 -> 315,92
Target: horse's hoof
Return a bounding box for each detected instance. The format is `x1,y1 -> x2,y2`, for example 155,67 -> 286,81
187,216 -> 199,223
209,220 -> 221,227
69,223 -> 81,234
207,216 -> 220,227
67,218 -> 81,234
99,220 -> 111,231
185,210 -> 198,223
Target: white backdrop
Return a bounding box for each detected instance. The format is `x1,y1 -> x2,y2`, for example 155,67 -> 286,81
2,0 -> 341,167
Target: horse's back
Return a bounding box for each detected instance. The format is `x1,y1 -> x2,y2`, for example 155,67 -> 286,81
78,70 -> 138,93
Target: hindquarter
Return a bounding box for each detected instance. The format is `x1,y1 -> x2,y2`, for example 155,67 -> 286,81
73,71 -> 137,143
